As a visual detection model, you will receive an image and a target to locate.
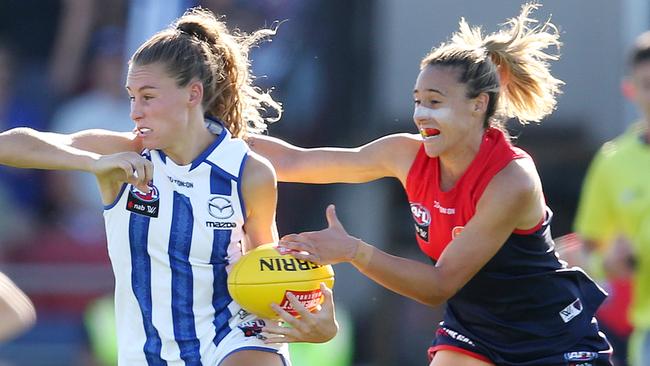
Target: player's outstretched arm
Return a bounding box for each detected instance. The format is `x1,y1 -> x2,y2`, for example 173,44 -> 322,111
0,272 -> 36,342
280,161 -> 542,307
0,127 -> 103,170
0,127 -> 143,168
248,133 -> 420,184
0,128 -> 152,195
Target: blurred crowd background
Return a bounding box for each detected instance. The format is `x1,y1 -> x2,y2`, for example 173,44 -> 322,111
0,0 -> 646,365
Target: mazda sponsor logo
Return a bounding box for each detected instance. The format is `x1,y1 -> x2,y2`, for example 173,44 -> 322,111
208,196 -> 234,219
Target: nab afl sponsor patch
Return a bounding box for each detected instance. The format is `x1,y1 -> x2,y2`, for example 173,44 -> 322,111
126,184 -> 160,218
410,203 -> 430,241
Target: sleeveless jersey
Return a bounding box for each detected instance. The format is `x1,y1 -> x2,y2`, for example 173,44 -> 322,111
104,125 -> 250,365
406,128 -> 608,361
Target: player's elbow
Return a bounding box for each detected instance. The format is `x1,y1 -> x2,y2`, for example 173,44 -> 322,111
419,293 -> 448,308
421,276 -> 461,307
419,285 -> 456,307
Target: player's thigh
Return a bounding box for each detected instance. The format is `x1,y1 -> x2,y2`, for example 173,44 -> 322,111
429,350 -> 494,366
220,349 -> 286,366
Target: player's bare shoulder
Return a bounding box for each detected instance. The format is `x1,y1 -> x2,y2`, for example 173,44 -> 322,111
241,151 -> 277,194
491,158 -> 540,200
371,133 -> 422,181
482,157 -> 544,230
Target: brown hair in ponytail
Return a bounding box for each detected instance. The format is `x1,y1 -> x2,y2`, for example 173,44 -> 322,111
420,3 -> 563,130
129,7 -> 282,138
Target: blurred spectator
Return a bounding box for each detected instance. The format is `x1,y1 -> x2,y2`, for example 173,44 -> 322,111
0,0 -> 60,112
199,0 -> 342,142
47,0 -> 97,97
574,31 -> 650,366
0,40 -> 48,248
49,26 -> 131,242
125,0 -> 188,57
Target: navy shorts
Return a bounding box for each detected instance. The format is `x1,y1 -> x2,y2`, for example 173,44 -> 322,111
428,321 -> 613,366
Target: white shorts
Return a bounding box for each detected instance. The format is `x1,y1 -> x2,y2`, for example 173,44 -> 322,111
215,308 -> 291,366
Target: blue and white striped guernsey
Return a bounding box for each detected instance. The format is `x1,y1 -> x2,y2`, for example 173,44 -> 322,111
103,124 -> 283,365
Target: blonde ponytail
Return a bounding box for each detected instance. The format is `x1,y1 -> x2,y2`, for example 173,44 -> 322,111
483,3 -> 563,123
421,2 -> 563,128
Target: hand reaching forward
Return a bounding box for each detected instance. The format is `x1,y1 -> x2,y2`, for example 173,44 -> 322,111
91,152 -> 153,193
262,283 -> 338,343
279,205 -> 360,265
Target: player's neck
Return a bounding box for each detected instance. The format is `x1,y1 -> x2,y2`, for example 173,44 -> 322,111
164,118 -> 218,166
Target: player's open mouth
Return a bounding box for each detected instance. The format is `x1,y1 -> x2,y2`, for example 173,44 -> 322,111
136,127 -> 153,136
420,128 -> 440,139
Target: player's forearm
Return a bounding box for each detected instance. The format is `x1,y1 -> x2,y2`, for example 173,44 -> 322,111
351,241 -> 449,307
0,128 -> 99,171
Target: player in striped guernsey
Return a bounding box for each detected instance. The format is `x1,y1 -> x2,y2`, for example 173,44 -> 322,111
1,7 -> 337,366
101,8 -> 337,366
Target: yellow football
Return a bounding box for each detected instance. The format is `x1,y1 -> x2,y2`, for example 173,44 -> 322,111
227,243 -> 335,320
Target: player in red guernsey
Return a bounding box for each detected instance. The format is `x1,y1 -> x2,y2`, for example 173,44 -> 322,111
254,3 -> 613,366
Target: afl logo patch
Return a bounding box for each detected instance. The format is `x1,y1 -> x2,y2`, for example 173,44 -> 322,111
126,183 -> 160,218
131,185 -> 159,202
410,202 -> 430,242
208,196 -> 234,219
410,203 -> 431,225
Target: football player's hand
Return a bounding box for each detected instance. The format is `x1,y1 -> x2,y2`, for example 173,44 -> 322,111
262,283 -> 338,343
92,152 -> 153,193
279,205 -> 359,265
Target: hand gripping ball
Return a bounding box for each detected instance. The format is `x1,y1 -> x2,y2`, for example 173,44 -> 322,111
227,243 -> 335,319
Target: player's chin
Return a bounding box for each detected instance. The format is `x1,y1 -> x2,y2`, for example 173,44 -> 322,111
422,140 -> 443,158
140,139 -> 161,151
